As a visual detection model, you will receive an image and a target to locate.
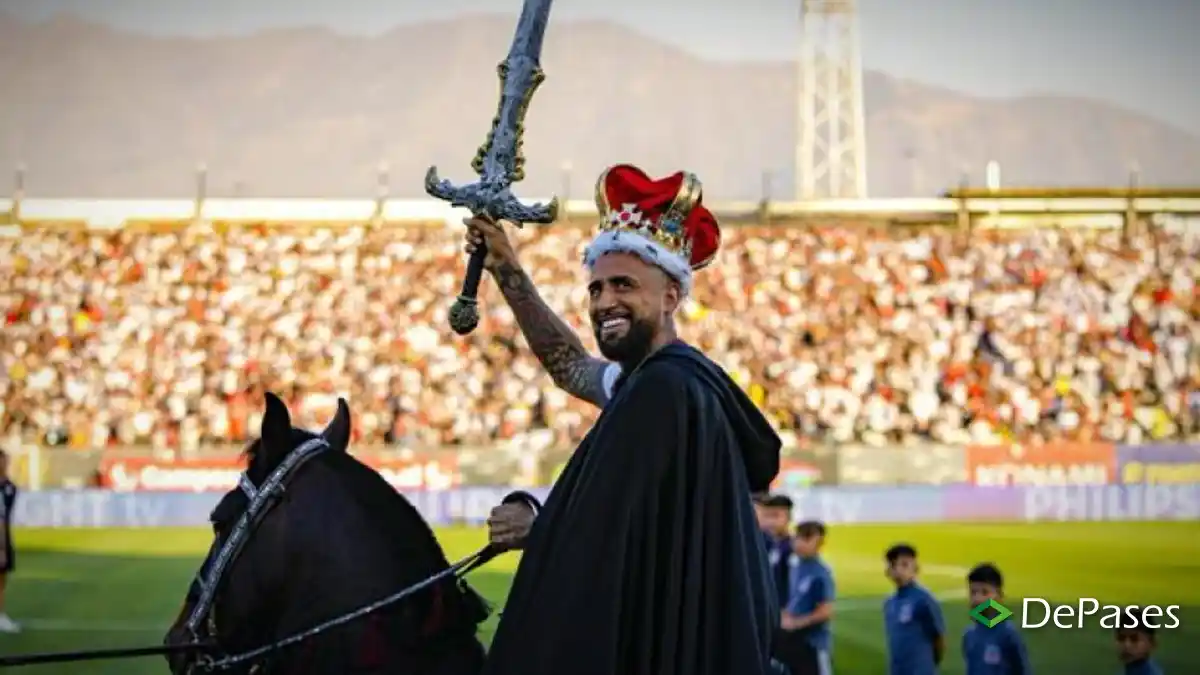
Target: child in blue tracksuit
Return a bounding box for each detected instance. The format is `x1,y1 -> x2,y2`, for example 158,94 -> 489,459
755,493 -> 795,609
1116,622 -> 1164,675
779,520 -> 835,675
883,543 -> 945,675
961,563 -> 1031,675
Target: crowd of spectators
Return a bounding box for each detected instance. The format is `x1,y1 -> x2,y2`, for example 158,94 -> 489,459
2,219 -> 1197,457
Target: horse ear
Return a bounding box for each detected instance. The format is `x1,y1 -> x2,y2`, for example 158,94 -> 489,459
261,392 -> 292,449
321,398 -> 352,452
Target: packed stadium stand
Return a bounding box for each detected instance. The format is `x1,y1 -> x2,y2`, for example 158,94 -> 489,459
3,208 -> 1197,466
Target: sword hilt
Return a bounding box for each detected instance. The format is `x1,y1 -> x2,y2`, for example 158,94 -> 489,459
448,249 -> 484,335
424,167 -> 558,336
424,167 -> 559,224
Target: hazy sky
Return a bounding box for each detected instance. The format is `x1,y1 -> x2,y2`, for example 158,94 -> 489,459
5,0 -> 1198,135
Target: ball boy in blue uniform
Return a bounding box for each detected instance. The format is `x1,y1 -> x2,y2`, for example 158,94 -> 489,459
962,563 -> 1031,675
1116,621 -> 1164,675
883,543 -> 945,675
755,493 -> 795,609
0,449 -> 19,633
779,520 -> 835,675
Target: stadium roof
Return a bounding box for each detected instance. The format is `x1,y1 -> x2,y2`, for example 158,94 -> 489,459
2,194 -> 1199,229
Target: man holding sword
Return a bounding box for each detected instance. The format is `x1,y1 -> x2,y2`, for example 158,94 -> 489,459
474,165 -> 785,675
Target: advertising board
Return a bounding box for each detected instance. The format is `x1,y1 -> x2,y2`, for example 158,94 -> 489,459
97,454 -> 459,491
1020,484 -> 1200,521
836,444 -> 967,485
1116,444 -> 1200,485
14,486 -> 551,528
773,446 -> 841,488
964,443 -> 1115,486
17,484 -> 1196,528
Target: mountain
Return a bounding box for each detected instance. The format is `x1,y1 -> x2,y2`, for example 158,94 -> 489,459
1,13 -> 1197,200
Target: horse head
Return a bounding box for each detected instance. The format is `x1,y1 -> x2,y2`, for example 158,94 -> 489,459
164,392 -> 487,675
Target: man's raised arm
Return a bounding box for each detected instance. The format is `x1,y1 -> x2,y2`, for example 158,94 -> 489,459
463,217 -> 611,408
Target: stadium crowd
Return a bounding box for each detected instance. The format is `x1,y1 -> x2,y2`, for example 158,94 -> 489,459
1,221 -> 1197,455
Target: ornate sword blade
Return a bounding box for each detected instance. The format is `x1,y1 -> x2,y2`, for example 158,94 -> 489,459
506,0 -> 552,63
468,0 -> 555,186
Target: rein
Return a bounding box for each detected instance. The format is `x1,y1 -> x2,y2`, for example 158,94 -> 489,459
196,544 -> 497,672
0,546 -> 496,670
0,436 -> 503,671
0,642 -> 214,669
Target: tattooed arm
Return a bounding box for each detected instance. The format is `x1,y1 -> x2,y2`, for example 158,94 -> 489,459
491,260 -> 612,407
462,215 -> 613,407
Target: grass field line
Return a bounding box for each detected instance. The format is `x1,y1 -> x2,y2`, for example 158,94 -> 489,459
14,590 -> 970,634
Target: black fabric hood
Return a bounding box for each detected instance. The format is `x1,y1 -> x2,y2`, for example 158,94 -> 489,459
654,343 -> 782,492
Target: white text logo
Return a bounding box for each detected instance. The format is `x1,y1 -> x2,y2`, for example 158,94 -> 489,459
1021,599 -> 1180,629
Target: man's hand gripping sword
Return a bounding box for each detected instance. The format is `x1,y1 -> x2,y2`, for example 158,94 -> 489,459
424,0 -> 559,335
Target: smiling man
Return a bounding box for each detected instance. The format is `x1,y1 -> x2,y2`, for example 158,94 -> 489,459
463,164 -> 783,675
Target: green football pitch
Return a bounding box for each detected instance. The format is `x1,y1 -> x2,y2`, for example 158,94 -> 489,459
2,522 -> 1198,674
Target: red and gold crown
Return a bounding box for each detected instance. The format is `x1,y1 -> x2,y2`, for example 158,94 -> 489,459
585,165 -> 720,289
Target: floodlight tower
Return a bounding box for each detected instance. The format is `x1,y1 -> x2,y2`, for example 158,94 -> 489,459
796,0 -> 869,199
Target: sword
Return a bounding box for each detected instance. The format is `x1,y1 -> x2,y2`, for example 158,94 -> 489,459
425,0 -> 560,336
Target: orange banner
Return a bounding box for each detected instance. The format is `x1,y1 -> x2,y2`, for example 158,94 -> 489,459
964,442 -> 1116,486
97,454 -> 459,492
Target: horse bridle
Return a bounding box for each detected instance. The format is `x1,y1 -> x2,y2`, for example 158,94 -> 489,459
183,436 -> 333,671
183,438 -> 501,673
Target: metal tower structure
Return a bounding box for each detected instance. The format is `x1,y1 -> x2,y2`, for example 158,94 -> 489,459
796,0 -> 869,199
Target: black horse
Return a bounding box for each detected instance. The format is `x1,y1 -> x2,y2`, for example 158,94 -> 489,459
164,393 -> 489,675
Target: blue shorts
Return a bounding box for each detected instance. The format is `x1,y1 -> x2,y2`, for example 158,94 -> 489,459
775,631 -> 832,675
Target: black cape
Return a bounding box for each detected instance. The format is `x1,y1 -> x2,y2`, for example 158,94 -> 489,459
483,342 -> 783,675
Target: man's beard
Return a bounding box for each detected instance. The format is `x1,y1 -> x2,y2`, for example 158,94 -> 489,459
594,315 -> 658,368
